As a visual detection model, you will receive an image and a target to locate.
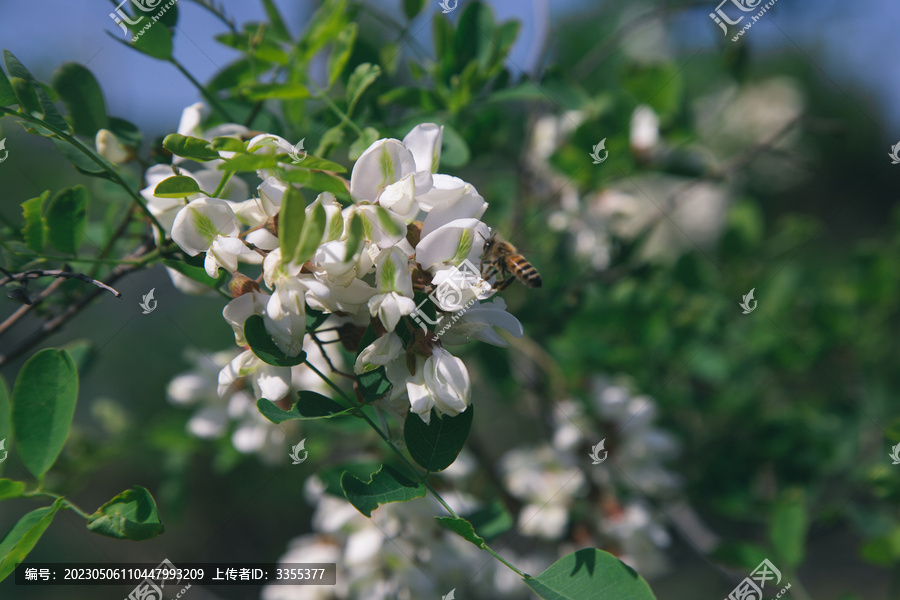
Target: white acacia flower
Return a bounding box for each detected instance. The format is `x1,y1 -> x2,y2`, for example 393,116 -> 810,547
171,198 -> 253,277
403,123 -> 443,174
437,298 -> 524,347
350,138 -> 418,203
218,349 -> 292,401
416,218 -> 490,272
398,348 -> 471,424
355,332 -> 404,374
367,247 -> 416,332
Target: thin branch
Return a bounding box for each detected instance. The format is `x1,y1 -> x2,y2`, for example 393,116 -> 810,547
1,269 -> 122,298
0,245 -> 153,367
0,277 -> 65,338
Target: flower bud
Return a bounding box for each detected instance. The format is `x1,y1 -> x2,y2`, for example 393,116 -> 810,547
229,272 -> 260,298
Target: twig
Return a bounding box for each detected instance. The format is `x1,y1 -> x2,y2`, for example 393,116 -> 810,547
1,269 -> 122,298
0,245 -> 153,367
0,277 -> 65,338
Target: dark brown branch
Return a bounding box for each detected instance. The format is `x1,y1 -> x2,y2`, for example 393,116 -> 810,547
0,246 -> 151,367
1,269 -> 122,298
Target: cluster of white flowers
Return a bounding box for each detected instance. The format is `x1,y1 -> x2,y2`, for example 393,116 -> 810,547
497,376 -> 681,578
165,332 -> 342,463
263,475 -> 503,600
148,104 -> 524,426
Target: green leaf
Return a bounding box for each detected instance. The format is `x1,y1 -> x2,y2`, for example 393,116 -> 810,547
299,0 -> 350,60
215,30 -> 288,64
154,175 -> 202,198
128,18 -> 174,60
346,63 -> 381,115
524,548 -> 657,600
404,407 -> 473,472
0,498 -> 65,582
10,77 -> 39,115
277,169 -> 350,200
162,133 -> 220,162
0,64 -> 18,107
3,51 -> 70,133
769,490 -> 807,569
356,367 -> 392,403
107,116 -> 141,147
86,486 -> 164,541
341,465 -> 426,517
162,258 -> 225,289
262,0 -> 291,40
219,153 -> 279,172
257,392 -> 354,424
244,314 -> 307,367
211,136 -> 247,153
20,192 -> 49,253
349,127 -> 380,161
276,153 -> 347,173
296,202 -> 327,264
464,500 -> 514,543
0,479 -> 26,501
327,23 -> 357,87
45,186 -> 88,254
52,63 -> 108,137
438,124 -> 470,168
11,349 -> 78,479
50,137 -> 109,174
403,0 -> 426,20
345,212 -> 365,261
279,185 -> 306,264
436,516 -> 486,548
241,82 -> 310,101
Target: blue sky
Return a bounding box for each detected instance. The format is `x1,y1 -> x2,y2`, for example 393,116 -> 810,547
0,0 -> 897,137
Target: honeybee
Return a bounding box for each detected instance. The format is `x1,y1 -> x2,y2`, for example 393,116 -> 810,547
481,232 -> 542,291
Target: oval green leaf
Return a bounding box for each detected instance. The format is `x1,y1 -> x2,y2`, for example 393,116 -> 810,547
0,479 -> 26,501
404,406 -> 473,472
11,349 -> 78,479
162,133 -> 220,162
341,465 -> 426,517
86,486 -> 164,541
20,192 -> 49,253
52,63 -> 108,137
0,498 -> 65,583
257,392 -> 355,424
45,186 -> 88,254
154,175 -> 202,198
525,548 -> 657,600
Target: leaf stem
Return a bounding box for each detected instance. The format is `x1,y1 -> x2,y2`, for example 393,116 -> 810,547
303,360 -> 527,579
170,58 -> 237,122
309,81 -> 366,137
23,491 -> 91,520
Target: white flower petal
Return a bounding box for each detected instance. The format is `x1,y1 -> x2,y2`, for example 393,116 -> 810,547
403,123 -> 443,173
350,139 -> 416,202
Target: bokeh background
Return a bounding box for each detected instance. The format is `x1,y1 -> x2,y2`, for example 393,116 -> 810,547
2,0 -> 900,598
